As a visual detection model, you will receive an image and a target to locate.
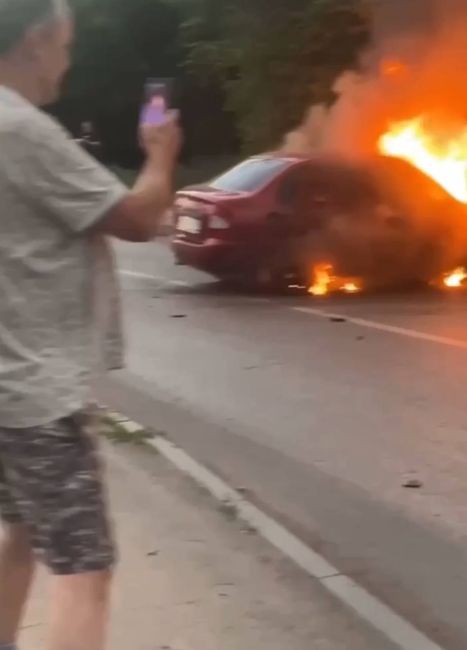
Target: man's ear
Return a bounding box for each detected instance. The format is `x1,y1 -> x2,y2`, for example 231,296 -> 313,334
19,24 -> 48,62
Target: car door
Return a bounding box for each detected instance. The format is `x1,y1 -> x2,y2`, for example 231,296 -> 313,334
277,165 -> 339,236
261,165 -> 328,273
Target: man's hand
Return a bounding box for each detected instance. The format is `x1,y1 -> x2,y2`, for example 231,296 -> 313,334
97,111 -> 182,242
140,111 -> 181,170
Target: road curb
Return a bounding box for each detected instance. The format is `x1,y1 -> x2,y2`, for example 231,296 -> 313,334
103,408 -> 445,650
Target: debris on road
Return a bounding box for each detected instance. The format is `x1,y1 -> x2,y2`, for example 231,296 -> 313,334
402,479 -> 423,489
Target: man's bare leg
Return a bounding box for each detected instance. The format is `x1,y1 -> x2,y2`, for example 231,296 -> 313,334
47,570 -> 112,650
0,524 -> 35,645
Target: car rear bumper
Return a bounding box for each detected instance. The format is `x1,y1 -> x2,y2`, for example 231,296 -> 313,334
172,237 -> 239,275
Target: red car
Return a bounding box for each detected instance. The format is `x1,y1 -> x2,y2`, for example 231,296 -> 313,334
172,154 -> 466,290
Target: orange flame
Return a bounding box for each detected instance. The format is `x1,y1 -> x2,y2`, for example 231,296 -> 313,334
308,265 -> 362,296
443,267 -> 467,288
342,282 -> 361,294
379,117 -> 467,203
309,263 -> 333,296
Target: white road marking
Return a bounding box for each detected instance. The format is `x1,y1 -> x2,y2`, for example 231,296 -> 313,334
119,269 -> 190,287
293,306 -> 467,351
105,409 -> 445,650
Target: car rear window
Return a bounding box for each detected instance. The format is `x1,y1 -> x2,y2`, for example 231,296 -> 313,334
210,158 -> 291,193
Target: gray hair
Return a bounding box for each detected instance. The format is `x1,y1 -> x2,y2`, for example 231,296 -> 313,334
0,0 -> 70,55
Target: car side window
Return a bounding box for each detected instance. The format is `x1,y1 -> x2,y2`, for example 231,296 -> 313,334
296,173 -> 331,213
307,186 -> 331,211
277,169 -> 327,233
277,171 -> 301,208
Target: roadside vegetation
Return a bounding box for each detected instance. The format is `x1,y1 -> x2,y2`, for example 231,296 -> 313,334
57,0 -> 370,171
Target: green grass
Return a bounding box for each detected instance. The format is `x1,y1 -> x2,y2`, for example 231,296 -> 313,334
98,413 -> 155,446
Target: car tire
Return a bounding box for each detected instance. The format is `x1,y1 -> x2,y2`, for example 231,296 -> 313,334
240,263 -> 306,294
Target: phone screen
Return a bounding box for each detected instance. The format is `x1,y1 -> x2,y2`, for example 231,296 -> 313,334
140,79 -> 171,126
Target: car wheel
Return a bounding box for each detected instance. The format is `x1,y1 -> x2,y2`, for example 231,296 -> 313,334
235,264 -> 275,293
242,264 -> 305,294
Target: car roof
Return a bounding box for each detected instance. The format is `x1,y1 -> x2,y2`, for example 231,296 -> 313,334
254,153 -> 459,196
249,153 -> 311,164
248,152 -> 363,172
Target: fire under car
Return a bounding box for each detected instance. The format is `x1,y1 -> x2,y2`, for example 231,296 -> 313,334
172,154 -> 467,292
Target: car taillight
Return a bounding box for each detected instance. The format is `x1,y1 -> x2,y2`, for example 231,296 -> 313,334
209,214 -> 230,230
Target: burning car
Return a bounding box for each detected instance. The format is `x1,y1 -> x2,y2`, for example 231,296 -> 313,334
172,153 -> 467,292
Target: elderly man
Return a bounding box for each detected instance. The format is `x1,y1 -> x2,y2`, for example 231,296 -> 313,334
0,1 -> 180,649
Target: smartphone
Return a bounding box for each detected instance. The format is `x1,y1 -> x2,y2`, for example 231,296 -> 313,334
140,79 -> 172,126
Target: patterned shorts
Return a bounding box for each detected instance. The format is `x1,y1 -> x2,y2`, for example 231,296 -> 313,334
0,411 -> 115,575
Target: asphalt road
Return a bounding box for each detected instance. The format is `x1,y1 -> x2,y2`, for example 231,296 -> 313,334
101,239 -> 467,650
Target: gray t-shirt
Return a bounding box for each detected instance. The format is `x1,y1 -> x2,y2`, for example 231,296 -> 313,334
0,87 -> 128,428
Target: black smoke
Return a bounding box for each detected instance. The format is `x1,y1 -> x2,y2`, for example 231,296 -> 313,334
279,0 -> 467,289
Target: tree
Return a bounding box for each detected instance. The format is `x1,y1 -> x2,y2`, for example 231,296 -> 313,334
55,0 -> 181,165
182,0 -> 370,152
53,0 -> 370,163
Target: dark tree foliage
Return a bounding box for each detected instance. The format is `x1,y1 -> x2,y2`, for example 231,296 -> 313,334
53,0 -> 182,165
53,0 -> 370,165
182,0 -> 371,152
